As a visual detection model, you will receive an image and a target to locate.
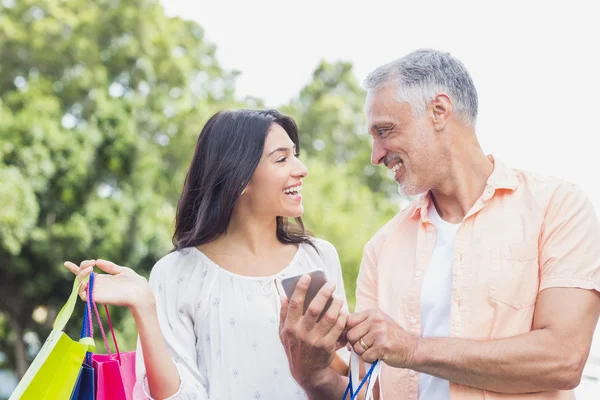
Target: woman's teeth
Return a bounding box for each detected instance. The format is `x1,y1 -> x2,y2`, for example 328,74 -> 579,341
284,185 -> 302,195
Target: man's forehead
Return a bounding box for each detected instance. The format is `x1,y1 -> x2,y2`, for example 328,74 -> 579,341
366,95 -> 397,126
366,89 -> 411,125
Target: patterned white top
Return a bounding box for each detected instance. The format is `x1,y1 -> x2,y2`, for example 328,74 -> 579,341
132,238 -> 349,399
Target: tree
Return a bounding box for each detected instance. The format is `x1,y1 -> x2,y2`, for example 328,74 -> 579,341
282,60 -> 399,197
0,0 -> 245,377
301,157 -> 402,310
283,61 -> 409,308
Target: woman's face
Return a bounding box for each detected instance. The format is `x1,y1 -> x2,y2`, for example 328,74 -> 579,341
244,123 -> 308,218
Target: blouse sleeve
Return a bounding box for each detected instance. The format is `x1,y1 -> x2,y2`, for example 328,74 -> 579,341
133,252 -> 209,400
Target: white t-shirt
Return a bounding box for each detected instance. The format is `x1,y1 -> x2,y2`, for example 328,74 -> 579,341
132,239 -> 348,400
418,203 -> 460,400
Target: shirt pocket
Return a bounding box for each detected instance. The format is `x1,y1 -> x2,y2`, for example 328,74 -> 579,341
489,242 -> 539,310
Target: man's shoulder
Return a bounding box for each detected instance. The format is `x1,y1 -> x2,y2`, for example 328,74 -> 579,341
510,166 -> 584,203
365,197 -> 420,248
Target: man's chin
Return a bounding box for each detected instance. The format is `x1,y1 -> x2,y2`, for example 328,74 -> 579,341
397,183 -> 421,198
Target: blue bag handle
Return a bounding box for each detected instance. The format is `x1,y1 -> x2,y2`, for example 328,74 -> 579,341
342,360 -> 379,400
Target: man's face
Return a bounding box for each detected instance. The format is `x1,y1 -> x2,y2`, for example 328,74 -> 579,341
366,84 -> 448,197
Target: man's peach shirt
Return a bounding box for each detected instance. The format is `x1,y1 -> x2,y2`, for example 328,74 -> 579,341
356,157 -> 600,399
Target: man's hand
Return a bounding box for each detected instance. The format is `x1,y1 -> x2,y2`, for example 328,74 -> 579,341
346,308 -> 419,368
279,274 -> 348,390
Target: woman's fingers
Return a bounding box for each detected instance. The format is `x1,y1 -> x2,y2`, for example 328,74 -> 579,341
95,259 -> 123,275
64,261 -> 79,275
78,281 -> 89,302
79,259 -> 96,270
76,266 -> 94,300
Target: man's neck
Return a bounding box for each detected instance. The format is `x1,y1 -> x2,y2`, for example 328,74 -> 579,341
430,148 -> 494,224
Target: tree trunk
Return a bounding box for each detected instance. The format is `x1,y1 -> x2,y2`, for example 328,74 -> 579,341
11,318 -> 29,378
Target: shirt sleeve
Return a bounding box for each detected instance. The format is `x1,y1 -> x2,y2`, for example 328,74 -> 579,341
539,182 -> 600,293
133,254 -> 209,400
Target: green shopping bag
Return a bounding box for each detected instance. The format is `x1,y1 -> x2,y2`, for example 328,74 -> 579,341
10,277 -> 95,400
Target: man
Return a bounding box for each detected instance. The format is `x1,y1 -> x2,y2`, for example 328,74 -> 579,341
279,49 -> 600,399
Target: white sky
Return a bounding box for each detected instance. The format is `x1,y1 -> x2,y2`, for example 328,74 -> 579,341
162,0 -> 600,208
161,1 -> 600,389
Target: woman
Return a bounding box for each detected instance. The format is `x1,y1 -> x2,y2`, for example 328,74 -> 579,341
65,109 -> 349,399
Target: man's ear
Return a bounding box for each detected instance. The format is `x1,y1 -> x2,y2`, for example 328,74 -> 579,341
431,93 -> 453,131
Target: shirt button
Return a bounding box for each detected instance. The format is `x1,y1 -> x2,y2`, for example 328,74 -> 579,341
409,370 -> 416,376
409,317 -> 417,325
415,270 -> 422,277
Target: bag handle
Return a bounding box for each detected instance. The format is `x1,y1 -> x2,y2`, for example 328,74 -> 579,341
79,284 -> 95,365
53,275 -> 84,332
342,351 -> 381,400
88,272 -> 122,364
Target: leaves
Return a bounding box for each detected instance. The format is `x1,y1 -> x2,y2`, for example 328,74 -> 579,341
0,0 -> 405,377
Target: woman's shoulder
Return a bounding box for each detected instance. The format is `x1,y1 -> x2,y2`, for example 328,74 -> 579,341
148,247 -> 204,283
307,237 -> 339,259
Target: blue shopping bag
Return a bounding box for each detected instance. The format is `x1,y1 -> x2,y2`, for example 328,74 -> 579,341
70,279 -> 96,400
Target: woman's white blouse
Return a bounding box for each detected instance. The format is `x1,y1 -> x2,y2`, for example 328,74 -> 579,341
133,239 -> 349,399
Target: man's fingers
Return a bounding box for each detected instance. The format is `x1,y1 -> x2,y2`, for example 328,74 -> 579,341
352,331 -> 375,357
346,310 -> 370,330
359,342 -> 380,364
346,317 -> 372,345
95,259 -> 123,275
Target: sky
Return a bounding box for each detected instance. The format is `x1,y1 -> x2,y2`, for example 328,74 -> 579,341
162,0 -> 600,208
160,0 -> 600,391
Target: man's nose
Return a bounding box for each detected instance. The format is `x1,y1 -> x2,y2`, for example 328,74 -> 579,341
371,139 -> 387,166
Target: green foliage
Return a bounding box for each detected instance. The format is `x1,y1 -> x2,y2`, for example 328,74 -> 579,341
0,0 -> 403,378
282,60 -> 399,197
0,0 -> 246,375
301,157 -> 400,310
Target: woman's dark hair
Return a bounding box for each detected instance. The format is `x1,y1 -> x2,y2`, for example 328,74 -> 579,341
173,109 -> 313,250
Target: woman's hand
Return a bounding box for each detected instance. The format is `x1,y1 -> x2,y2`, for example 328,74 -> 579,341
64,259 -> 154,310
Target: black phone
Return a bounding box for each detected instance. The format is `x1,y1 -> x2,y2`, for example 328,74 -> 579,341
279,270 -> 333,318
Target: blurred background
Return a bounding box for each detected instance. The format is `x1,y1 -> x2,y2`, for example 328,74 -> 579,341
1,0 -> 598,398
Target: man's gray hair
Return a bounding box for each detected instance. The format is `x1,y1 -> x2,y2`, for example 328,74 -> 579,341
364,49 -> 478,125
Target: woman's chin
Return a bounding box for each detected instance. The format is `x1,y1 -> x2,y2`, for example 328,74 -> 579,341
278,205 -> 304,219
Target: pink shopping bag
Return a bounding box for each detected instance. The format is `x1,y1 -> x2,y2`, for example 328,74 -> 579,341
87,272 -> 136,400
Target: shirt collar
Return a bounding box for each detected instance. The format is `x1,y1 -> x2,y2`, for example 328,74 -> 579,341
408,154 -> 518,222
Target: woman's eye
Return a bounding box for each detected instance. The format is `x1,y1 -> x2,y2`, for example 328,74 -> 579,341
276,157 -> 287,163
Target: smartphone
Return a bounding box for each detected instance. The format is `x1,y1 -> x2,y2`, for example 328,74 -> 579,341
279,270 -> 333,319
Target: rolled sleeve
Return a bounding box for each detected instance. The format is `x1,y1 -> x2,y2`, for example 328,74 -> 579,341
539,183 -> 600,293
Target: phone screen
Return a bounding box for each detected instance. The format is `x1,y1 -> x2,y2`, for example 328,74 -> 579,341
279,270 -> 333,318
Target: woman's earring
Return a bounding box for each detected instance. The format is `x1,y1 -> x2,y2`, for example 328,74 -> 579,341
241,187 -> 247,195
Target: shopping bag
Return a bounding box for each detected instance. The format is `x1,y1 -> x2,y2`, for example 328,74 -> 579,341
70,281 -> 96,400
9,277 -> 95,400
87,272 -> 137,400
342,351 -> 382,400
